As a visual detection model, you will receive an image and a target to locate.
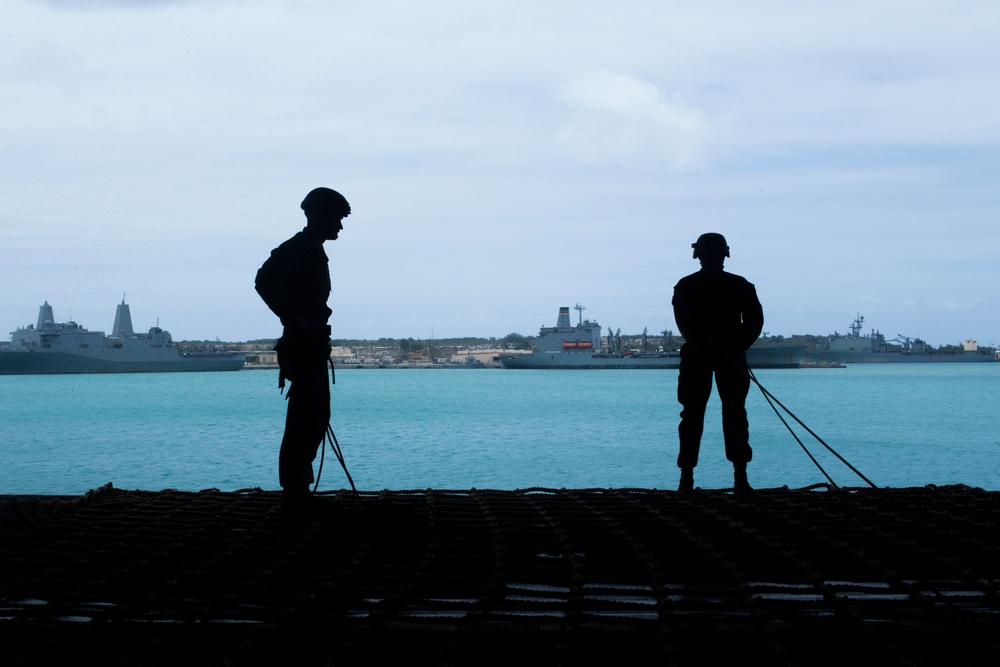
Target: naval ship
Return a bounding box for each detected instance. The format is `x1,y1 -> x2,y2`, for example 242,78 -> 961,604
498,305 -> 805,369
803,314 -> 996,364
0,300 -> 246,374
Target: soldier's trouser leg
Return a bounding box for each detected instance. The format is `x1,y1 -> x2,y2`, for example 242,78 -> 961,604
716,356 -> 752,464
677,355 -> 713,469
279,363 -> 331,495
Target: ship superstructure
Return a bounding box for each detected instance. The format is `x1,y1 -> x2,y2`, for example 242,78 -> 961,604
534,305 -> 603,353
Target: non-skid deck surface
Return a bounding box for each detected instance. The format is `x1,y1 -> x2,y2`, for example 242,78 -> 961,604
2,484 -> 999,665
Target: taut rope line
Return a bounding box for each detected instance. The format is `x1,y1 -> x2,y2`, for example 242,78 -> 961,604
721,345 -> 877,488
312,358 -> 360,500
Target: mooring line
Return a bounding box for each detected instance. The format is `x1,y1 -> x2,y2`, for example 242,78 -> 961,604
720,346 -> 877,488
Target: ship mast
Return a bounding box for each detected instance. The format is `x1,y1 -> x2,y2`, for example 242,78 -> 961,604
574,303 -> 585,325
849,314 -> 865,338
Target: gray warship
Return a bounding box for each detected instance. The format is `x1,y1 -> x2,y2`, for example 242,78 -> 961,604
803,314 -> 996,364
499,305 -> 805,369
0,300 -> 246,374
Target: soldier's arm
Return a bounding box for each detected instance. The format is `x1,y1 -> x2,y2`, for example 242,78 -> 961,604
739,285 -> 764,349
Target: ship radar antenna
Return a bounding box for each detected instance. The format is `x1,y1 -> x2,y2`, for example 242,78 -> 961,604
574,304 -> 586,325
849,314 -> 864,337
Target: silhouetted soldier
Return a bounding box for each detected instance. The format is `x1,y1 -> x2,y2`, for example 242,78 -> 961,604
672,233 -> 763,495
255,187 -> 351,508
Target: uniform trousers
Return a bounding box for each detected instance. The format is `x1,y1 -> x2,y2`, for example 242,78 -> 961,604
279,357 -> 331,495
677,346 -> 753,469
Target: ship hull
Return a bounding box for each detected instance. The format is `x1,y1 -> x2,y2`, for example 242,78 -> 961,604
803,350 -> 996,364
500,346 -> 805,370
0,350 -> 244,374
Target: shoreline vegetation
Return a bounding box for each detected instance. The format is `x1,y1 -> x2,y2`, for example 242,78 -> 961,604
175,332 -> 996,369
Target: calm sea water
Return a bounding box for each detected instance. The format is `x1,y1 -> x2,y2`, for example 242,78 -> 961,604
1,365 -> 997,495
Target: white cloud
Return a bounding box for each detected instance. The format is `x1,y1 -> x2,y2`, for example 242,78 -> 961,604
557,69 -> 709,167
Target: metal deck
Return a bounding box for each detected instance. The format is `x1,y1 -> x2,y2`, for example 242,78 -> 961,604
2,484 -> 999,665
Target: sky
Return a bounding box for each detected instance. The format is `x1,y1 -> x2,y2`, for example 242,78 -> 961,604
2,0 -> 999,346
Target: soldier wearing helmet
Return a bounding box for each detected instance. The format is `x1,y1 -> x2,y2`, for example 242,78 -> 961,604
672,233 -> 763,495
255,187 -> 352,510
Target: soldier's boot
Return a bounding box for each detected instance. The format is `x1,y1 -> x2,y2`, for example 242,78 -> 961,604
733,462 -> 755,496
678,468 -> 694,494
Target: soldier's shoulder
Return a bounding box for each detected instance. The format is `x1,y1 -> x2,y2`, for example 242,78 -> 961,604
674,271 -> 701,289
269,231 -> 309,256
723,271 -> 755,288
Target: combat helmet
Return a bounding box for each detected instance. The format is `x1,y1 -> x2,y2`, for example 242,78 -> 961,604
301,187 -> 351,217
691,233 -> 730,259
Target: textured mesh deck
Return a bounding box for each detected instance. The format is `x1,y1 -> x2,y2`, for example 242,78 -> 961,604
2,484 -> 999,665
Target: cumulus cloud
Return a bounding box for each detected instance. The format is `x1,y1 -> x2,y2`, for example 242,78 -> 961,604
557,69 -> 709,167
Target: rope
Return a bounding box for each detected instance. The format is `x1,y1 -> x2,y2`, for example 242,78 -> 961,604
747,364 -> 839,487
325,423 -> 359,499
312,357 -> 359,500
720,344 -> 878,488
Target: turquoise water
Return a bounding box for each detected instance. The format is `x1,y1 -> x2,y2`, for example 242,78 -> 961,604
1,365 -> 997,495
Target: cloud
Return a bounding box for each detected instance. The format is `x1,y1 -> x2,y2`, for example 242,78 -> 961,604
557,69 -> 709,167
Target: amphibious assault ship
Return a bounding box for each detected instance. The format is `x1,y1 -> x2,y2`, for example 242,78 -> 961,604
498,305 -> 805,369
803,314 -> 996,364
0,300 -> 245,374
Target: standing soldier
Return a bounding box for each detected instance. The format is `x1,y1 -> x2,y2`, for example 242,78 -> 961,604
672,233 -> 763,494
255,187 -> 351,509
